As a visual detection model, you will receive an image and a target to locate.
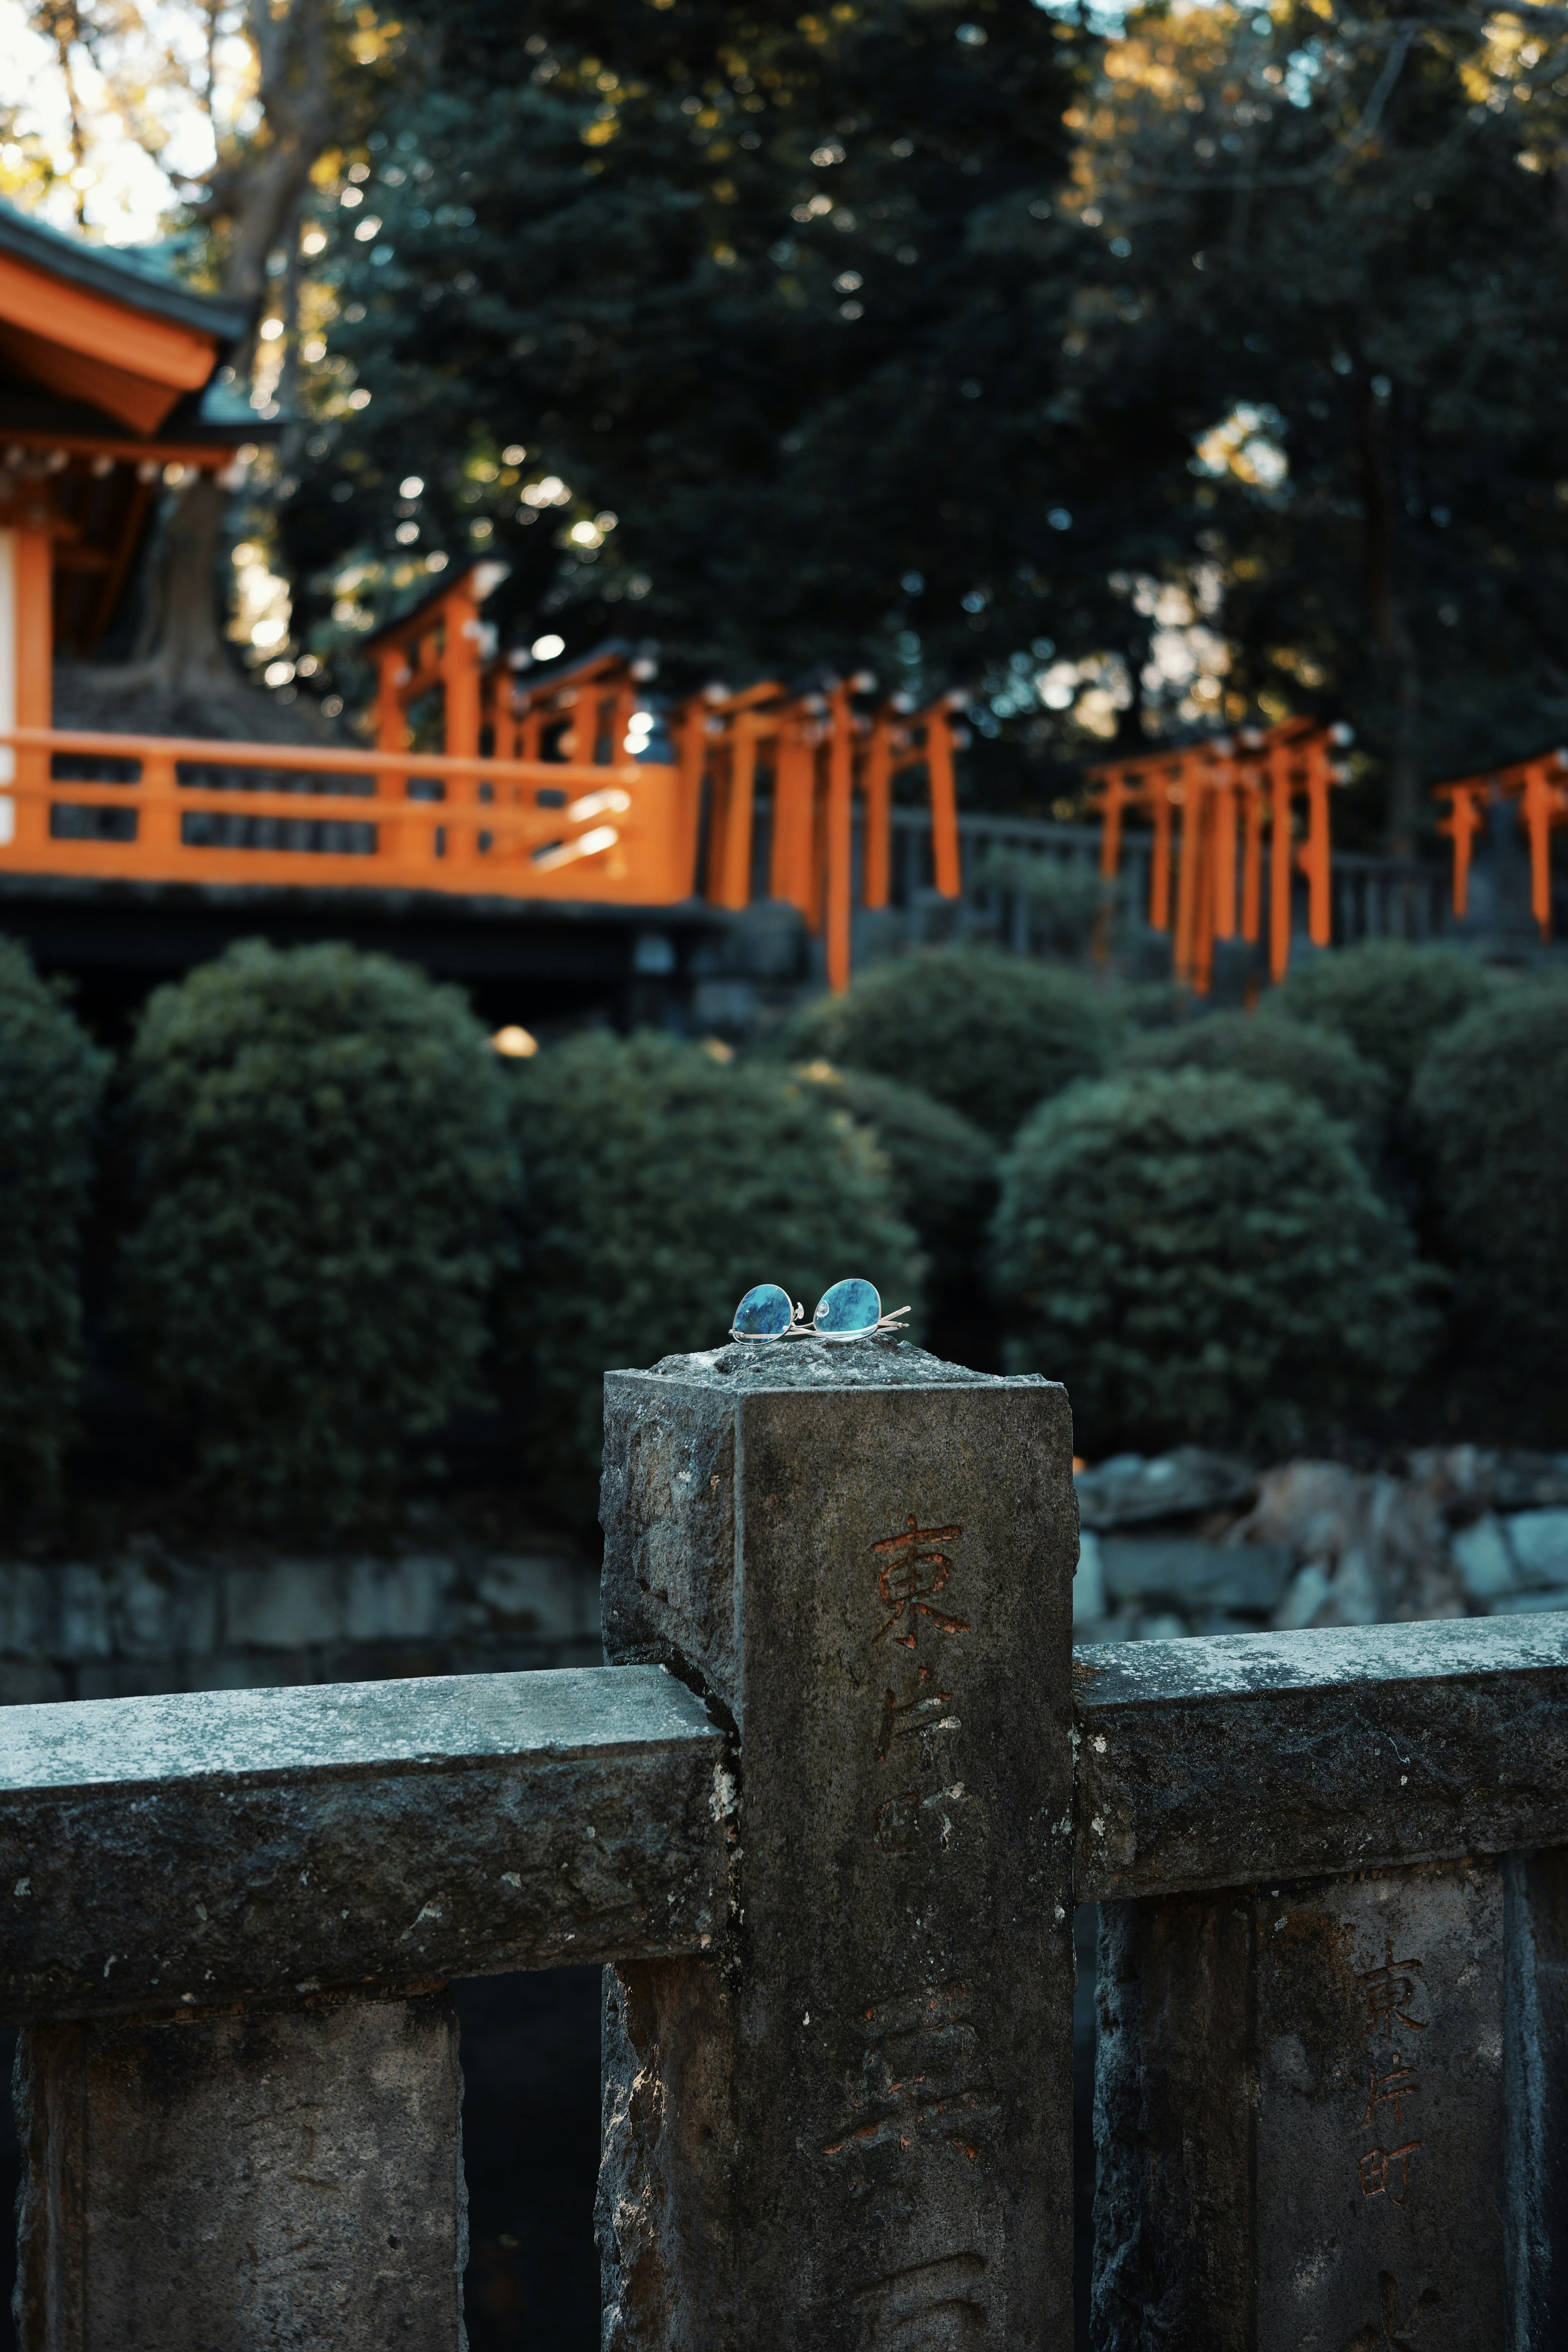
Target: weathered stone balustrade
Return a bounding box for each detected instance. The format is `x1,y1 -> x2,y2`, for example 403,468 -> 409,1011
2,1339 -> 1566,2347
1,1666 -> 726,2347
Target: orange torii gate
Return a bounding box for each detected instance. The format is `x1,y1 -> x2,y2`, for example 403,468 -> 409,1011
365,579 -> 962,987
1433,750 -> 1568,940
1086,717 -> 1349,989
673,677 -> 964,991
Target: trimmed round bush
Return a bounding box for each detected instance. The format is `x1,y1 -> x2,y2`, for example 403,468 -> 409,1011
0,942 -> 107,1512
992,1068 -> 1436,1457
1410,981 -> 1568,1432
794,1060 -> 998,1360
783,947 -> 1119,1139
793,1060 -> 995,1254
1279,943 -> 1497,1098
120,941 -> 516,1526
501,1031 -> 923,1508
1119,1007 -> 1389,1158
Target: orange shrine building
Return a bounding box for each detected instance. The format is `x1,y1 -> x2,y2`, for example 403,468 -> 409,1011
0,200 -> 254,754
0,200 -> 963,1024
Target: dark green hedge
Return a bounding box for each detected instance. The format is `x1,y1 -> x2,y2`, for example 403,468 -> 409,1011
1410,980 -> 1568,1435
1278,942 -> 1498,1098
783,947 -> 1119,1139
501,1031 -> 923,1511
0,942 -> 107,1512
1119,1006 -> 1389,1159
793,1060 -> 997,1360
992,1068 -> 1436,1457
120,941 -> 516,1526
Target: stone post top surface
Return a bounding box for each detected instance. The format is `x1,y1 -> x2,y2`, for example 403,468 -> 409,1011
616,1335 -> 1058,1393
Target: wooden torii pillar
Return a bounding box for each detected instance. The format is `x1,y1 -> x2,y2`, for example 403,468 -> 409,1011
1090,717 -> 1348,991
668,676 -> 964,991
1433,750 -> 1568,939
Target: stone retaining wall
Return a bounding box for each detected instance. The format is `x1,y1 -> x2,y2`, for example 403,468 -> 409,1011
1073,1444 -> 1568,1641
0,1537 -> 599,1706
5,1443 -> 1561,1705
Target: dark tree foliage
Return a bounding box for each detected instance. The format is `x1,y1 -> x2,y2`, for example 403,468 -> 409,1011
279,0 -> 1095,693
1046,5 -> 1568,844
270,0 -> 1568,842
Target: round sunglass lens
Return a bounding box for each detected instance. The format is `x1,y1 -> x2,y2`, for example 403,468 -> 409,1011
813,1277 -> 881,1337
733,1282 -> 794,1339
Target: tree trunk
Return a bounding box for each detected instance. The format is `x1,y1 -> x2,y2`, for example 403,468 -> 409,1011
76,0 -> 339,725
132,473 -> 236,697
1359,373 -> 1422,858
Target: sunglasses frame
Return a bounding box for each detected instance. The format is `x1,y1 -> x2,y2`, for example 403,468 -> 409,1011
729,1281 -> 911,1345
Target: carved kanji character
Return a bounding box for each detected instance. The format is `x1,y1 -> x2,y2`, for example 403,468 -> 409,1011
871,1516 -> 967,1648
1358,2141 -> 1420,2204
1357,1945 -> 1426,2036
1362,2058 -> 1419,2133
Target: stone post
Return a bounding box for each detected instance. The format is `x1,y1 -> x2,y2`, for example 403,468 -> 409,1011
13,1991 -> 465,2352
596,1337 -> 1077,2351
1093,1861 -> 1511,2350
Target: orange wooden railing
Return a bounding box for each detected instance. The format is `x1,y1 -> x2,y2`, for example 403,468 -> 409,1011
1434,750 -> 1568,939
0,728 -> 691,904
363,590 -> 964,986
1087,717 -> 1349,989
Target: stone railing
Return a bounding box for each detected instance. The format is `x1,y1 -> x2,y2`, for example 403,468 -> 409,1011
886,806 -> 1455,960
3,1341 -> 1565,2345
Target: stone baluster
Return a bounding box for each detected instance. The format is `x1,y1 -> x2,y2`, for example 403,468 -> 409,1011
0,1663 -> 726,2350
15,1994 -> 466,2352
1094,1865 -> 1512,2349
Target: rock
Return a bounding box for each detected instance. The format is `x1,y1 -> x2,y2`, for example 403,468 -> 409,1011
1074,1448 -> 1256,1532
1231,1460 -> 1465,1625
1488,1454 -> 1568,1511
1100,1537 -> 1292,1615
224,1557 -> 343,1649
1321,1546 -> 1381,1626
1074,1529 -> 1106,1626
1138,1611 -> 1189,1643
1452,1514 -> 1518,1602
1502,1510 -> 1568,1588
1273,1562 -> 1334,1630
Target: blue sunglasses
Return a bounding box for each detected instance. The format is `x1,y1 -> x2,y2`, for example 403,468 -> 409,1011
731,1278 -> 910,1344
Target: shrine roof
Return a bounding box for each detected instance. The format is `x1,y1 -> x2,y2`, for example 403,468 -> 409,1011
0,202 -> 248,345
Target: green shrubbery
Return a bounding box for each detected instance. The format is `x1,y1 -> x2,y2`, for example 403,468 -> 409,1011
1119,1006 -> 1389,1158
0,944 -> 107,1512
1411,980 -> 1568,1434
7,920 -> 1552,1521
1280,942 -> 1498,1098
783,946 -> 1119,1138
501,1031 -> 922,1508
991,1068 -> 1437,1457
119,941 -> 516,1526
793,1060 -> 996,1357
